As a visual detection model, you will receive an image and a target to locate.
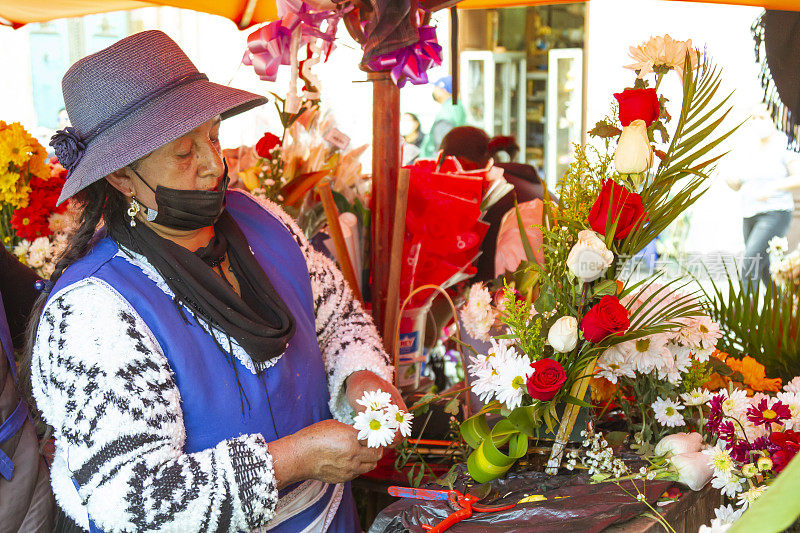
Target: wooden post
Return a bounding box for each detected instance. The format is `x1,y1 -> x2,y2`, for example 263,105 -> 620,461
369,70 -> 400,342
383,168 -> 411,361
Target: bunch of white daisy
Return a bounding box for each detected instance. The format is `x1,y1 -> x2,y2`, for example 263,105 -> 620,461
352,389 -> 414,448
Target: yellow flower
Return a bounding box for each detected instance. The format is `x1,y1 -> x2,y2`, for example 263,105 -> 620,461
0,122 -> 33,168
239,167 -> 261,191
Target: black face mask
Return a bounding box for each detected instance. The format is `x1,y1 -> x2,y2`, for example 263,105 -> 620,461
132,160 -> 229,230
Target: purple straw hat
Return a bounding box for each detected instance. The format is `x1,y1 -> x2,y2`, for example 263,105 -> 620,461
52,30 -> 267,205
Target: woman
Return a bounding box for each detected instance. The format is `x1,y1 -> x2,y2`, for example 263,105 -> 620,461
23,30 -> 401,532
725,105 -> 800,288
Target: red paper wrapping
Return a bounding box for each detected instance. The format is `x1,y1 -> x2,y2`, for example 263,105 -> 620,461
399,157 -> 499,308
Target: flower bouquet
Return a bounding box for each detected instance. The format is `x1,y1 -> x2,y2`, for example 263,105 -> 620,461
456,36 -> 736,483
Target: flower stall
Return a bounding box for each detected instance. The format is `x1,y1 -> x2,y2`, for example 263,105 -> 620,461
4,1 -> 800,533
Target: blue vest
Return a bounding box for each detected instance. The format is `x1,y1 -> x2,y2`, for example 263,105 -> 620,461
51,191 -> 358,532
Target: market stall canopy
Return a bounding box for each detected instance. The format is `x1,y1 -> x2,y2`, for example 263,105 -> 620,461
0,0 -> 279,28
457,0 -> 800,10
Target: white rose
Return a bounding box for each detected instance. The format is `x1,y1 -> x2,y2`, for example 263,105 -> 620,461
614,119 -> 653,175
655,432 -> 704,457
566,230 -> 614,282
548,316 -> 578,353
670,451 -> 713,491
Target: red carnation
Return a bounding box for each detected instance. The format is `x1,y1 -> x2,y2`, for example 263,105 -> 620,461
255,132 -> 282,158
770,430 -> 800,473
526,358 -> 567,401
581,295 -> 630,343
614,88 -> 660,127
588,180 -> 648,239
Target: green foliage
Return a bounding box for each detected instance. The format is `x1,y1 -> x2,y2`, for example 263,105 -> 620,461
699,262 -> 800,381
680,359 -> 713,392
500,283 -> 545,359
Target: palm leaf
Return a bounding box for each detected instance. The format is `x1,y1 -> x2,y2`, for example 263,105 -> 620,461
619,56 -> 740,257
698,261 -> 800,381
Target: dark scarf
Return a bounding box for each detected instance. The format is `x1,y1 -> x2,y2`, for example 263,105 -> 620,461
110,210 -> 296,373
753,10 -> 800,151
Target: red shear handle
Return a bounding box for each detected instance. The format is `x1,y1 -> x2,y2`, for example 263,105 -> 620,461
427,506 -> 472,533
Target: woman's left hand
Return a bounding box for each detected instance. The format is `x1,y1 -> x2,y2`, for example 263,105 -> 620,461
345,370 -> 408,446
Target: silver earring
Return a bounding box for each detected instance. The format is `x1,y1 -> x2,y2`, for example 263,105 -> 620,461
127,197 -> 141,227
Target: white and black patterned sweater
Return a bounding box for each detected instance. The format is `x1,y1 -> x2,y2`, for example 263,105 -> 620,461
31,198 -> 393,532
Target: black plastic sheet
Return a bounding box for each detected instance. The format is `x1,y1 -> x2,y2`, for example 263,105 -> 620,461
369,465 -> 673,533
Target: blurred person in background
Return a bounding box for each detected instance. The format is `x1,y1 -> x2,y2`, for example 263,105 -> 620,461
725,104 -> 800,288
440,126 -> 550,282
419,76 -> 465,159
401,112 -> 425,165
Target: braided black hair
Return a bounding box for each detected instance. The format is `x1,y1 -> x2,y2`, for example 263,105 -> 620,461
19,178 -> 128,410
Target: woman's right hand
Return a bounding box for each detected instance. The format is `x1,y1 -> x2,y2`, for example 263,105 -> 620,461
270,419 -> 383,487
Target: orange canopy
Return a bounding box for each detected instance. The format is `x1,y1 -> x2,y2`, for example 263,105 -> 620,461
457,0 -> 800,9
0,0 -> 278,28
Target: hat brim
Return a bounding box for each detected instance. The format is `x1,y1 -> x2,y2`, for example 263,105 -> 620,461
57,79 -> 267,204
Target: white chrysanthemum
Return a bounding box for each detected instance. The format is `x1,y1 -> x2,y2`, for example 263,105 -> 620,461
461,283 -> 495,341
703,443 -> 734,477
12,239 -> 30,259
714,504 -> 744,525
711,473 -> 744,498
681,388 -> 711,407
620,333 -> 670,374
652,396 -> 685,427
385,404 -> 414,437
719,389 -> 749,418
785,376 -> 800,394
597,346 -> 635,384
356,389 -> 392,412
737,485 -> 767,511
777,391 -> 800,430
692,346 -> 715,363
353,409 -> 396,448
494,353 -> 534,411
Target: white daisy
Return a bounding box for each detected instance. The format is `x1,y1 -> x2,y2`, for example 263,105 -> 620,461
385,404 -> 414,437
597,346 -> 635,384
620,334 -> 670,374
356,389 -> 392,412
652,396 -> 685,427
468,340 -> 513,404
656,351 -> 683,386
698,520 -> 731,533
737,485 -> 767,511
681,388 -> 711,407
494,353 -> 534,411
692,346 -> 715,363
353,409 -> 396,448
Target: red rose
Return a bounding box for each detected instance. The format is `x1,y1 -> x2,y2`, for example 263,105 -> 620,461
255,132 -> 282,158
581,295 -> 630,343
770,430 -> 800,473
588,180 -> 648,239
526,358 -> 567,401
614,88 -> 660,127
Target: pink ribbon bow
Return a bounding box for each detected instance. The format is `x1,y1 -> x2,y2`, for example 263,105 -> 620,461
365,24 -> 442,88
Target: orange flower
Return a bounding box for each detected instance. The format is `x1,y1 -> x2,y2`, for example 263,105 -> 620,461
591,376 -> 618,403
725,355 -> 782,393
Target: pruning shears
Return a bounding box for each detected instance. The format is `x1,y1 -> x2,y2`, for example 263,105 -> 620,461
388,486 -> 516,533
